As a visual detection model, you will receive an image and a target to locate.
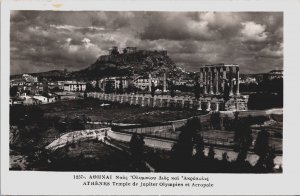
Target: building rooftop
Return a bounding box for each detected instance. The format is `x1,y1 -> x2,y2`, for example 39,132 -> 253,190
200,63 -> 239,68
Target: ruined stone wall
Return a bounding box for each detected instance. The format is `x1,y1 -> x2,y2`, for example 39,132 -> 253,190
225,95 -> 249,111
97,50 -> 167,64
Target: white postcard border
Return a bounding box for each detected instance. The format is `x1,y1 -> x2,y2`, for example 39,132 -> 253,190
1,0 -> 300,195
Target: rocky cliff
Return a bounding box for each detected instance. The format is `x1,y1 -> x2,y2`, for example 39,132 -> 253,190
73,50 -> 182,78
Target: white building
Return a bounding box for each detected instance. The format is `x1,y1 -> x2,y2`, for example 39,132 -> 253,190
22,74 -> 38,83
134,76 -> 159,90
63,81 -> 86,92
33,95 -> 55,104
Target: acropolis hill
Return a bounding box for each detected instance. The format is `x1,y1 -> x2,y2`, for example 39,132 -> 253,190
78,46 -> 181,78
96,46 -> 168,64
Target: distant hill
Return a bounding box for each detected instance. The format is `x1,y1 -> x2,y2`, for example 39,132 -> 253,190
10,70 -> 70,80
11,49 -> 185,81
72,49 -> 183,79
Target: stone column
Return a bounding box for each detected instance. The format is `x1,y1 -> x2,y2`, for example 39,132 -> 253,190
147,98 -> 151,106
149,74 -> 152,92
229,66 -> 234,96
182,99 -> 185,108
197,101 -> 202,110
222,67 -> 227,93
236,66 -> 240,95
203,68 -> 207,94
153,97 -> 156,107
135,96 -> 139,105
199,68 -> 203,84
189,100 -> 194,109
209,67 -> 214,94
216,67 -> 219,95
130,96 -> 133,105
141,97 -> 145,107
167,99 -> 170,107
206,101 -> 211,111
215,102 -> 219,111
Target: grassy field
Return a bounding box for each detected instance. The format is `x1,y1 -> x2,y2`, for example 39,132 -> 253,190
39,98 -> 204,124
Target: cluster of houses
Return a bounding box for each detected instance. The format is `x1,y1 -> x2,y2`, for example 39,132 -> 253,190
10,72 -> 181,106
95,73 -> 170,93
9,92 -> 56,105
239,70 -> 283,85
10,74 -> 87,105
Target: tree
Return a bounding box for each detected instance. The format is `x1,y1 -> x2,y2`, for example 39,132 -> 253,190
193,134 -> 205,159
169,82 -> 175,98
119,79 -> 124,94
208,145 -> 215,160
10,86 -> 19,97
232,113 -> 253,162
265,147 -> 276,172
254,130 -> 269,157
233,113 -> 252,149
85,82 -> 95,92
210,112 -> 221,130
222,152 -> 228,162
126,84 -> 134,94
129,133 -> 145,161
150,82 -> 155,97
105,82 -> 113,94
254,130 -> 271,172
95,80 -> 100,92
171,117 -> 201,171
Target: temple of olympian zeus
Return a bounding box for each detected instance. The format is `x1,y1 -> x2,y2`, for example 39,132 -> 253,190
199,64 -> 240,96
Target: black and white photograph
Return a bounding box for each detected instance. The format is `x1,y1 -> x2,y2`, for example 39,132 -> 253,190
4,0 -> 300,195
8,10 -> 284,173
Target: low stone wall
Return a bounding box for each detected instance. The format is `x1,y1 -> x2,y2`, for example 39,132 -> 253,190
107,129 -> 176,151
219,108 -> 283,119
45,128 -> 110,151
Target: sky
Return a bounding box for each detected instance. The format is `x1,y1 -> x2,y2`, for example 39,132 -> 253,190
10,11 -> 283,75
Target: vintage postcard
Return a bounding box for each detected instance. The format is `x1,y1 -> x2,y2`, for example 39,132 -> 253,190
1,0 -> 300,195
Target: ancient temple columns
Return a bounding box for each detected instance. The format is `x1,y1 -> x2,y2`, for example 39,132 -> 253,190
229,67 -> 234,96
203,68 -> 207,94
222,67 -> 227,93
199,64 -> 240,96
209,68 -> 213,94
215,67 -> 219,95
236,66 -> 240,95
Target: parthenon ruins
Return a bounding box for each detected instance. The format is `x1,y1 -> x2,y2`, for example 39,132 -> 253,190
200,64 -> 240,96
